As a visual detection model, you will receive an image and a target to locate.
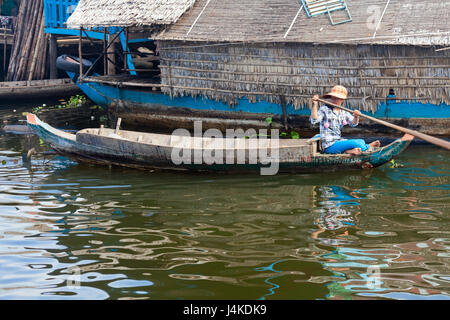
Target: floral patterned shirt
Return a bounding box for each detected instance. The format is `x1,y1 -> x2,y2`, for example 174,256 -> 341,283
310,105 -> 358,150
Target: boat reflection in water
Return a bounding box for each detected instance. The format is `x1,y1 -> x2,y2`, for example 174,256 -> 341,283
307,182 -> 449,300
21,162 -> 450,300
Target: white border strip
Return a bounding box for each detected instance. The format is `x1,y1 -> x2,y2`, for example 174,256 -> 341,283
284,5 -> 304,39
187,0 -> 212,36
372,0 -> 391,39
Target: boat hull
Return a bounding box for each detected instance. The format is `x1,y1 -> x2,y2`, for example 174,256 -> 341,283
27,114 -> 412,174
0,78 -> 81,102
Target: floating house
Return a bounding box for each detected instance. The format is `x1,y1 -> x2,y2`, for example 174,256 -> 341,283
62,0 -> 449,136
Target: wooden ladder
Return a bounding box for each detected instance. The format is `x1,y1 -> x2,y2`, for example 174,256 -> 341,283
301,0 -> 352,25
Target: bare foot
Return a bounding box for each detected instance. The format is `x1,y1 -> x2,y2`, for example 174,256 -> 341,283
401,134 -> 415,142
344,148 -> 362,155
369,140 -> 381,148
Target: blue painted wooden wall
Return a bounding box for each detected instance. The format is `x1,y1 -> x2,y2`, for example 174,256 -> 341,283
44,0 -> 137,75
44,0 -> 116,37
44,0 -> 79,29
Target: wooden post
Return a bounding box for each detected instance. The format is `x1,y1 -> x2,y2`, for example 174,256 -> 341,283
115,117 -> 122,134
124,28 -> 128,71
79,27 -> 83,82
107,33 -> 117,75
280,95 -> 289,131
168,62 -> 173,98
103,29 -> 107,75
49,34 -> 58,79
39,33 -> 48,80
3,27 -> 7,73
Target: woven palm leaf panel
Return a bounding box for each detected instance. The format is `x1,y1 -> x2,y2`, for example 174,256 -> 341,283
158,41 -> 449,113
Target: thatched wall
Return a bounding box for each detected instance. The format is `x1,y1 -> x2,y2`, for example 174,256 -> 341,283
158,41 -> 450,112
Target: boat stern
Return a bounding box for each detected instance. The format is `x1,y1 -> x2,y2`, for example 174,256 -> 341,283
26,113 -> 39,126
366,136 -> 413,168
26,113 -> 77,146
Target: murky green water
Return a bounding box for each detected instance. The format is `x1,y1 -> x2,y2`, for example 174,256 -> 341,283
0,106 -> 449,300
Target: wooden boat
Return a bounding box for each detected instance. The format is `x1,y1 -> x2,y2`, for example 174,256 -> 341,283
0,78 -> 81,101
26,113 -> 413,174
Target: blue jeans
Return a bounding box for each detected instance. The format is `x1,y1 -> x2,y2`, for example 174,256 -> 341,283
324,139 -> 370,154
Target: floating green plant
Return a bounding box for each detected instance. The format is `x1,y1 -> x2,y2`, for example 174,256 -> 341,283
32,95 -> 89,114
389,159 -> 404,168
280,131 -> 300,139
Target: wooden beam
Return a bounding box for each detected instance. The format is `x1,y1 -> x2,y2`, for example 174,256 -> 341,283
108,33 -> 117,75
79,28 -> 83,82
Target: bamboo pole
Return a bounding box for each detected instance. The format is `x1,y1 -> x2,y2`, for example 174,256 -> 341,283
6,0 -> 27,80
160,72 -> 449,90
16,0 -> 39,80
161,57 -> 449,70
159,65 -> 449,81
37,3 -> 48,80
82,77 -> 163,88
28,15 -> 45,81
27,0 -> 43,79
158,49 -> 447,62
7,0 -> 48,81
39,33 -> 48,80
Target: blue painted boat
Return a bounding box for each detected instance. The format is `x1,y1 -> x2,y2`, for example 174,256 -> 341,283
26,113 -> 413,174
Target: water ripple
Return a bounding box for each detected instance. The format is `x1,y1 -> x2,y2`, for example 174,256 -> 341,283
0,132 -> 448,300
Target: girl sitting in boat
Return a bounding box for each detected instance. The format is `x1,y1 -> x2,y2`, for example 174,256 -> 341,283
310,85 -> 380,155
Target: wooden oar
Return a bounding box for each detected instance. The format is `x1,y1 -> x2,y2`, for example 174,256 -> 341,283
316,98 -> 450,150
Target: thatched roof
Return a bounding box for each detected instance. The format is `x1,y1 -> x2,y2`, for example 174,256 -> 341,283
156,0 -> 450,46
66,0 -> 196,28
